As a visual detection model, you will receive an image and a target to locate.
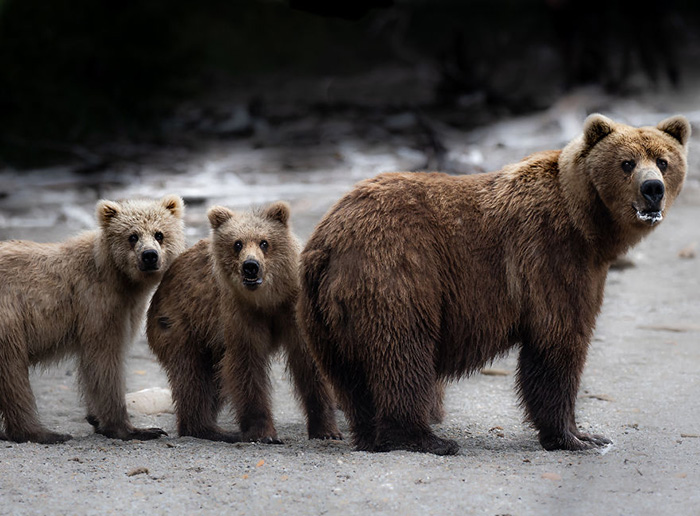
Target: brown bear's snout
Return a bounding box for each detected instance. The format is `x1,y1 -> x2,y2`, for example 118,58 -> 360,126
140,249 -> 160,271
242,259 -> 263,289
640,179 -> 665,209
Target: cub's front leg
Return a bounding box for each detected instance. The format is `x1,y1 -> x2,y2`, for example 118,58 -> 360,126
223,321 -> 281,444
79,332 -> 166,441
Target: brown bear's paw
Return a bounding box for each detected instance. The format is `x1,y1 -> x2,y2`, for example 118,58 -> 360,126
181,428 -> 242,443
309,429 -> 343,441
13,430 -> 73,444
374,434 -> 460,456
308,423 -> 343,441
97,425 -> 167,441
577,432 -> 612,447
242,432 -> 283,445
539,431 -> 611,451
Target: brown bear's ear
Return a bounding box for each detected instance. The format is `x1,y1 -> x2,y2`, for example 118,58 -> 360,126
263,201 -> 290,226
583,114 -> 615,147
96,200 -> 121,227
207,206 -> 235,230
161,195 -> 185,218
657,115 -> 691,146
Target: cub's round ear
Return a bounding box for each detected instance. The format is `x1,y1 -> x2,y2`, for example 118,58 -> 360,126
161,195 -> 185,218
657,115 -> 691,146
263,201 -> 291,226
96,200 -> 121,227
583,113 -> 615,148
207,206 -> 235,230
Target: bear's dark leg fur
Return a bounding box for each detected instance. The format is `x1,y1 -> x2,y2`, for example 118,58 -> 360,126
284,322 -> 342,440
0,343 -> 71,444
224,327 -> 282,444
370,336 -> 458,456
517,334 -> 611,451
168,345 -> 240,443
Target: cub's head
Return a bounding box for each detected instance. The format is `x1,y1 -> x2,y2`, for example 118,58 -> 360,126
96,195 -> 186,283
207,201 -> 300,306
563,114 -> 690,231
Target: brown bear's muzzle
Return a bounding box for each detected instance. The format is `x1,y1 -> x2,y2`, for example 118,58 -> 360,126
242,259 -> 263,290
633,172 -> 666,226
139,249 -> 160,272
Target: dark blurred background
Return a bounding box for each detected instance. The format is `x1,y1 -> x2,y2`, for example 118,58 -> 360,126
1,0 -> 699,169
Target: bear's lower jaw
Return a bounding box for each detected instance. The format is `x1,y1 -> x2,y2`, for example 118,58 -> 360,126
635,208 -> 663,226
242,277 -> 263,290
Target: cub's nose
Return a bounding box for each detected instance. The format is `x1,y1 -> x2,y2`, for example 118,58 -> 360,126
141,249 -> 159,269
640,179 -> 665,207
242,260 -> 260,278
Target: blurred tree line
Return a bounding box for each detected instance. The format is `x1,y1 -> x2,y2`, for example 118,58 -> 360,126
1,0 -> 698,167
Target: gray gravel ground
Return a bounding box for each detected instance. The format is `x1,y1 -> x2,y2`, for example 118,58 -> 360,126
1,85 -> 699,515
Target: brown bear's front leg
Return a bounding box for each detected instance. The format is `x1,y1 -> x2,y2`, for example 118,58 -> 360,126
0,346 -> 72,444
280,313 -> 342,440
78,343 -> 166,441
223,328 -> 281,444
517,334 -> 611,451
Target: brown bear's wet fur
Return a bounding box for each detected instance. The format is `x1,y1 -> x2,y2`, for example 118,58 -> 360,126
0,195 -> 186,444
147,202 -> 341,443
299,114 -> 690,455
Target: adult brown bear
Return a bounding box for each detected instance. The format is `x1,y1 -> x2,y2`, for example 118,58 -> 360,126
298,114 -> 690,455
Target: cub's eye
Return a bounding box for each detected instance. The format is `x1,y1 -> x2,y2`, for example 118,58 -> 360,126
656,158 -> 668,172
260,240 -> 269,251
128,234 -> 139,244
154,231 -> 164,243
233,241 -> 243,252
621,160 -> 636,173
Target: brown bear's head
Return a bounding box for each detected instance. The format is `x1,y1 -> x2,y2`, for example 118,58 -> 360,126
207,201 -> 300,308
96,195 -> 186,284
560,114 -> 690,236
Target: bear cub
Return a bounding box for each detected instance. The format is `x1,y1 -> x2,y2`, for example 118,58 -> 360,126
298,114 -> 690,455
147,202 -> 341,443
0,195 -> 186,443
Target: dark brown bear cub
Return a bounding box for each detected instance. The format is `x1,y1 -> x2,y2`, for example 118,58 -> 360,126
298,114 -> 690,455
147,202 -> 341,443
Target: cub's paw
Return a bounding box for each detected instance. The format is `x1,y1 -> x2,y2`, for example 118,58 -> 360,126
252,435 -> 284,445
186,428 -> 242,443
308,425 -> 343,441
540,431 -> 611,451
7,429 -> 72,444
97,425 -> 167,441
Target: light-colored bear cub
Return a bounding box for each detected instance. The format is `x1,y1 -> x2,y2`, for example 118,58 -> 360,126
0,195 -> 185,443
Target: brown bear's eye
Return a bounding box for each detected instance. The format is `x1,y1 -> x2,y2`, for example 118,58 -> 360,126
154,231 -> 164,243
656,158 -> 668,172
128,234 -> 139,244
621,160 -> 636,173
233,241 -> 243,252
260,240 -> 269,251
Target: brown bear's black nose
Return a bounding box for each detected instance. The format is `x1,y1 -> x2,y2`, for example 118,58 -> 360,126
142,249 -> 159,269
242,260 -> 260,278
640,179 -> 665,207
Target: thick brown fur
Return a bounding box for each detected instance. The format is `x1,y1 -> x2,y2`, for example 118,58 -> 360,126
147,202 -> 341,444
0,195 -> 186,443
298,115 -> 690,455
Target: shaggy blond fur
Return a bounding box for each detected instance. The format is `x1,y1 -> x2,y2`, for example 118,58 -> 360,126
0,195 -> 185,443
148,202 -> 340,443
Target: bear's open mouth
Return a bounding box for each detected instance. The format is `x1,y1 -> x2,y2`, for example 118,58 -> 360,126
242,277 -> 263,290
634,206 -> 663,226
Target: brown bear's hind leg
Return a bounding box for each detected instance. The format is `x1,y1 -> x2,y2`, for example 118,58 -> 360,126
0,348 -> 72,444
283,321 -> 342,440
517,336 -> 611,451
370,337 -> 458,456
